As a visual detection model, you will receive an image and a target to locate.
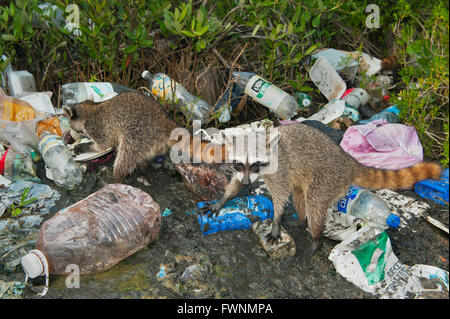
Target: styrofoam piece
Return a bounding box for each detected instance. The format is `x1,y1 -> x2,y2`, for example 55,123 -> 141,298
7,71 -> 36,96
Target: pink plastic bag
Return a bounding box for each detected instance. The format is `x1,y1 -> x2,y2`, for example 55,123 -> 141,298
340,119 -> 423,170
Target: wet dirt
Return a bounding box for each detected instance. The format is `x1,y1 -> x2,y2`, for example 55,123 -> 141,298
0,159 -> 448,299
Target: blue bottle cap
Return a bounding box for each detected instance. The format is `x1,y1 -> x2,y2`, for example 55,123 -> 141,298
387,214 -> 401,228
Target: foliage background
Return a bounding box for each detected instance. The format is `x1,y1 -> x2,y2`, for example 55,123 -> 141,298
0,0 -> 448,166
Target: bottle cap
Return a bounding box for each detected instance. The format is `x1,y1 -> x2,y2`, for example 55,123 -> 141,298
386,214 -> 401,228
21,250 -> 47,278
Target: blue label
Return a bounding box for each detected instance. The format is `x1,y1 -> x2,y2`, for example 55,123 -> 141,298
337,185 -> 361,213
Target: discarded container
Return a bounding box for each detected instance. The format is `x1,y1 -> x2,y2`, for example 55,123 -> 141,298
213,83 -> 244,123
358,105 -> 400,125
232,71 -> 299,120
61,82 -> 133,107
340,119 -> 423,170
175,163 -> 229,201
307,99 -> 346,124
0,92 -> 36,121
252,219 -> 296,259
17,92 -> 55,115
142,70 -> 211,121
328,227 -> 449,298
342,106 -> 360,122
7,71 -> 36,97
196,195 -> 274,235
21,184 -> 161,296
38,131 -> 83,190
414,168 -> 449,206
294,92 -> 312,108
309,56 -> 347,101
1,54 -> 13,89
1,148 -> 39,182
337,186 -> 400,228
341,88 -> 369,109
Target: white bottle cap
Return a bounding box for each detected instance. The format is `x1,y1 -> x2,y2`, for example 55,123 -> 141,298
21,250 -> 46,279
142,70 -> 151,80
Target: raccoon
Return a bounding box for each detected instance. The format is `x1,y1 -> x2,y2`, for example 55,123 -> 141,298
381,53 -> 398,70
199,124 -> 442,258
63,91 -> 179,182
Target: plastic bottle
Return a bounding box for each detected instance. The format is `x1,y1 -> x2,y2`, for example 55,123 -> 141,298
38,131 -> 82,190
295,92 -> 312,108
358,105 -> 400,125
337,185 -> 401,228
0,92 -> 36,121
142,70 -> 211,121
232,71 -> 299,120
21,184 -> 161,296
61,82 -> 134,107
196,195 -> 274,235
1,148 -> 39,182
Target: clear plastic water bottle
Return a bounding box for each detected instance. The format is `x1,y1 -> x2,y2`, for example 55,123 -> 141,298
337,186 -> 401,228
232,71 -> 299,120
196,195 -> 274,235
38,131 -> 82,190
142,70 -> 211,121
61,82 -> 133,106
21,184 -> 161,296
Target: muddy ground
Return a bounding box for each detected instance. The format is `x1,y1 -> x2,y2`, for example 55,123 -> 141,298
0,157 -> 448,299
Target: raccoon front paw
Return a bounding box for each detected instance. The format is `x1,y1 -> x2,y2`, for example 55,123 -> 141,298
265,232 -> 281,244
198,202 -> 222,217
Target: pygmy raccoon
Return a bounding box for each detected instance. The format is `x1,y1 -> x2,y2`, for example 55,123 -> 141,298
199,124 -> 442,258
63,92 -> 179,182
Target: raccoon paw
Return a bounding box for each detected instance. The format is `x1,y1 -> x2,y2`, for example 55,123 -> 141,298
198,202 -> 222,217
265,232 -> 281,245
304,240 -> 322,260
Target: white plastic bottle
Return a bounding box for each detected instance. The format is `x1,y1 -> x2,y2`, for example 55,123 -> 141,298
232,71 -> 299,120
38,131 -> 82,190
337,186 -> 401,228
61,82 -> 133,106
142,70 -> 211,121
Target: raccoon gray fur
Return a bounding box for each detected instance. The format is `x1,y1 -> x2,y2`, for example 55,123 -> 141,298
63,91 -> 179,182
200,124 -> 442,258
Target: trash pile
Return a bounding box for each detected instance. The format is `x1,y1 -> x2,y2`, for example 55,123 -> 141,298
0,43 -> 448,300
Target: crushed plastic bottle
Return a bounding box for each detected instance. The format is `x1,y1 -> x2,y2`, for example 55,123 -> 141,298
142,70 -> 211,121
20,184 -> 161,296
38,131 -> 82,190
1,148 -> 39,182
358,105 -> 400,125
196,195 -> 274,235
61,82 -> 133,107
232,71 -> 299,120
337,185 -> 401,228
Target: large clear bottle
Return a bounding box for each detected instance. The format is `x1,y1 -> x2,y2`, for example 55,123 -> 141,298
232,71 -> 299,120
337,185 -> 401,228
20,184 -> 161,296
142,70 -> 211,121
38,131 -> 82,190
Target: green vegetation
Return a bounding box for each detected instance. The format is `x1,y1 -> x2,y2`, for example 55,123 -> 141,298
7,187 -> 37,217
0,0 -> 448,166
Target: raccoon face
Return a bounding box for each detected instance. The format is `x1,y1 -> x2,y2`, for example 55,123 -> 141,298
63,105 -> 89,137
233,161 -> 268,186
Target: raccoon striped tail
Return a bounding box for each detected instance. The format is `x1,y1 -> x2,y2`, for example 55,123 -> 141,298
353,162 -> 442,190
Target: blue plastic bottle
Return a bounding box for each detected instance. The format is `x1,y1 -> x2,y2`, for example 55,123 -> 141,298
196,195 -> 274,235
337,186 -> 401,228
358,105 -> 400,125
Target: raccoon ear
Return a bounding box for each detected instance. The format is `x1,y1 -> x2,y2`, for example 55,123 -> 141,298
63,106 -> 77,120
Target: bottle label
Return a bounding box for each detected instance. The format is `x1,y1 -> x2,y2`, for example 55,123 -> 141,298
244,75 -> 289,113
337,185 -> 361,213
38,134 -> 66,157
151,74 -> 175,100
83,83 -> 115,102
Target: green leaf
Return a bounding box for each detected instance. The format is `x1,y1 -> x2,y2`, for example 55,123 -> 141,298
22,197 -> 37,207
2,34 -> 17,42
312,14 -> 321,28
252,24 -> 261,37
123,44 -> 138,54
181,29 -> 196,37
304,44 -> 319,56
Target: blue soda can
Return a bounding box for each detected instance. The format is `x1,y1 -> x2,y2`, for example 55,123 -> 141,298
196,195 -> 274,235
